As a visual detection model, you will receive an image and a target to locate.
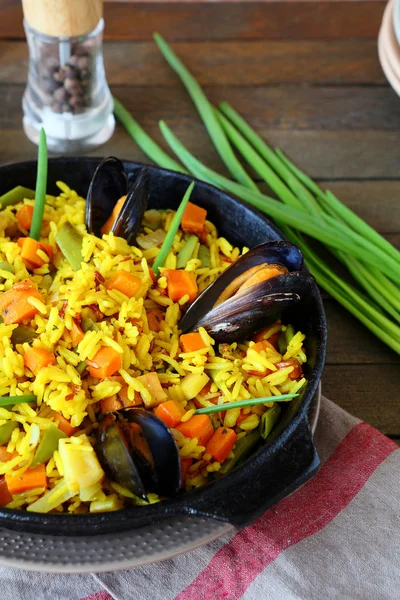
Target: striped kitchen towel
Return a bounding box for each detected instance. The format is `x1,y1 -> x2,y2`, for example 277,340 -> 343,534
1,396 -> 399,600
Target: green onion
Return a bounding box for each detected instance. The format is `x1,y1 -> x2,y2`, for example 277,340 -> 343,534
154,33 -> 257,191
29,128 -> 48,241
260,404 -> 282,439
177,234 -> 198,268
0,186 -> 35,209
0,395 -> 37,407
194,394 -> 298,415
152,181 -> 195,275
55,222 -> 83,271
113,97 -> 187,175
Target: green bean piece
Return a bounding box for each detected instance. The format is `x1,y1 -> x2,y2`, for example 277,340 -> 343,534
152,182 -> 195,275
260,404 -> 281,440
0,421 -> 18,445
30,128 -> 48,241
55,222 -> 83,271
31,425 -> 67,467
0,262 -> 14,275
81,317 -> 99,333
177,235 -> 198,269
11,325 -> 37,345
218,429 -> 261,475
194,394 -> 298,415
0,186 -> 35,209
198,244 -> 211,268
76,360 -> 87,375
0,395 -> 37,407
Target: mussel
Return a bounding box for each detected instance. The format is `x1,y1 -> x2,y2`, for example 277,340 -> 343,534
96,409 -> 181,500
180,241 -> 315,343
85,156 -> 150,244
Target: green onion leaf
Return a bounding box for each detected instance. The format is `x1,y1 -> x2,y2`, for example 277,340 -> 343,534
152,181 -> 195,275
194,394 -> 298,415
30,128 -> 48,241
0,395 -> 37,407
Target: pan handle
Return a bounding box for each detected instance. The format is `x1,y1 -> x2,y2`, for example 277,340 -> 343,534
182,416 -> 319,527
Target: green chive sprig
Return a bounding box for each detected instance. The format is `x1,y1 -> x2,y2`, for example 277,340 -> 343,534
29,128 -> 48,241
194,394 -> 298,415
0,395 -> 37,407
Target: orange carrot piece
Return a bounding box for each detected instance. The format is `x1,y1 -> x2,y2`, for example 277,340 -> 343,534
253,323 -> 281,345
24,347 -> 55,375
276,358 -> 303,380
0,446 -> 17,462
87,346 -> 122,379
5,464 -> 47,495
16,204 -> 34,231
147,308 -> 164,332
180,457 -> 193,488
176,414 -> 214,446
164,270 -> 198,304
206,427 -> 238,463
51,412 -> 76,437
154,400 -> 185,428
19,237 -> 53,268
106,270 -> 141,298
251,340 -> 276,355
0,476 -> 13,506
100,387 -> 142,413
181,202 -> 207,235
69,319 -> 84,347
180,332 -> 207,353
0,279 -> 43,324
101,195 -> 127,235
236,410 -> 249,425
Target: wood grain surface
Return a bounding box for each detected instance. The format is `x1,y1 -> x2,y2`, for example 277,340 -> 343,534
0,1 -> 398,440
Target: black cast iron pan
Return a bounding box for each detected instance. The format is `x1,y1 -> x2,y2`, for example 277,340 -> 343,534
0,158 -> 327,535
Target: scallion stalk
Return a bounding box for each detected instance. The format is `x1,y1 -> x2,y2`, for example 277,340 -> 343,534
29,128 -> 48,241
194,394 -> 298,415
0,395 -> 37,407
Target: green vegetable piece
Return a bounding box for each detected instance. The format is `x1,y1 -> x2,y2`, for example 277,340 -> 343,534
278,332 -> 287,356
198,245 -> 211,268
218,429 -> 261,475
55,222 -> 83,271
177,235 -> 198,269
76,360 -> 87,375
0,421 -> 18,445
30,128 -> 48,241
0,186 -> 35,209
0,262 -> 14,275
260,404 -> 281,440
193,394 -> 298,415
32,424 -> 67,467
142,209 -> 163,231
285,324 -> 295,347
152,182 -> 195,275
81,317 -> 99,333
0,395 -> 37,407
11,325 -> 37,345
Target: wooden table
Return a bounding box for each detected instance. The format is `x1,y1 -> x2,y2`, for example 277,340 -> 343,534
0,1 -> 399,441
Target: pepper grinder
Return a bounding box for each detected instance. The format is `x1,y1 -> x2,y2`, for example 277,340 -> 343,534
22,0 -> 114,153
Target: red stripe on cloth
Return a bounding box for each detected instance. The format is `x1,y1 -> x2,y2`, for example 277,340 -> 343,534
176,422 -> 397,600
79,591 -> 113,600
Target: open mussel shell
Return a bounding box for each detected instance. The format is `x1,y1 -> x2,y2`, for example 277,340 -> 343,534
193,271 -> 316,343
96,409 -> 181,500
85,156 -> 128,238
180,241 -> 304,333
111,168 -> 150,245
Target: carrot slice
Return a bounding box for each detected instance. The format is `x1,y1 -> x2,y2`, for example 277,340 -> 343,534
87,346 -> 122,379
251,340 -> 276,355
206,427 -> 238,463
154,399 -> 185,428
16,204 -> 34,231
180,332 -> 207,353
180,457 -> 193,488
276,358 -> 303,380
5,464 -> 47,495
0,476 -> 13,506
24,347 -> 55,375
164,269 -> 198,303
19,237 -> 53,268
181,202 -> 207,235
176,414 -> 214,446
147,308 -> 164,332
51,412 -> 76,437
101,195 -> 127,235
0,279 -> 43,324
106,270 -> 141,298
0,446 -> 17,462
69,319 -> 84,347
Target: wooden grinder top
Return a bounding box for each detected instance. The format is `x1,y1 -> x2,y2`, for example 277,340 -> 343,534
22,0 -> 103,37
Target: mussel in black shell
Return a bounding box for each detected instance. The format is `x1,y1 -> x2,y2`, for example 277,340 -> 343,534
96,409 -> 181,500
180,241 -> 315,343
85,156 -> 149,245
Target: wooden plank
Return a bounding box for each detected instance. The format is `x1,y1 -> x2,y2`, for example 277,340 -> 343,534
322,365 -> 400,435
0,2 -> 385,41
0,39 -> 385,86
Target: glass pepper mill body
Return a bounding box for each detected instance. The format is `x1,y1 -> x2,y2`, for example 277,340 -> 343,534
22,0 -> 114,153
